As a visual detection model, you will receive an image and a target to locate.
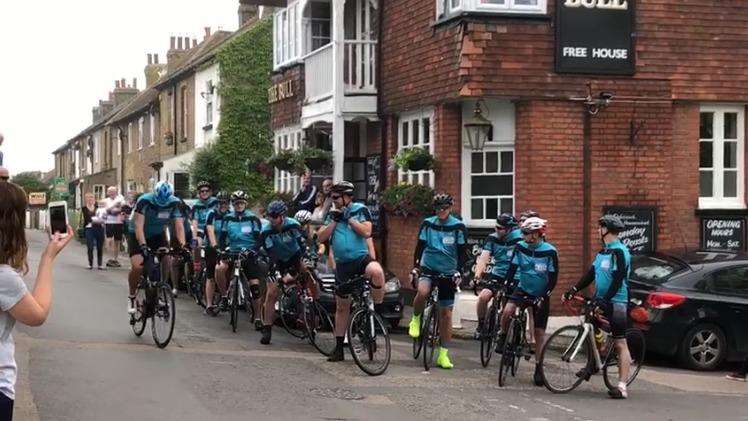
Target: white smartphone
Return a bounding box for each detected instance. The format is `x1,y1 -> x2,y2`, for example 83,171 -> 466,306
48,201 -> 69,237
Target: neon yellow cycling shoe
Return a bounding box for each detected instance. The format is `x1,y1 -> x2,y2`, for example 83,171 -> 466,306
436,347 -> 454,369
408,314 -> 421,339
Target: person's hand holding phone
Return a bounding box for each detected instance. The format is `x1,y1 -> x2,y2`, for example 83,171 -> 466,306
44,225 -> 74,261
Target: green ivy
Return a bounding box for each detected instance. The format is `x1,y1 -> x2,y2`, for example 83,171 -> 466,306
199,17 -> 273,202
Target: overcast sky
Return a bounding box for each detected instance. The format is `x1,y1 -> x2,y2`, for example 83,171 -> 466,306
0,0 -> 240,176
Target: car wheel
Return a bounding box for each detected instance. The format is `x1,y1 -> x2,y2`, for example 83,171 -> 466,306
678,323 -> 727,371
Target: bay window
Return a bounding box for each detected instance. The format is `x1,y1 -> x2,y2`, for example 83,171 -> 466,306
699,105 -> 745,209
274,2 -> 302,69
397,109 -> 435,187
437,0 -> 546,19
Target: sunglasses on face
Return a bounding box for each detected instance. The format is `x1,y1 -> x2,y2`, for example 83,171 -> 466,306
268,213 -> 283,219
331,195 -> 342,200
435,206 -> 450,212
199,189 -> 210,194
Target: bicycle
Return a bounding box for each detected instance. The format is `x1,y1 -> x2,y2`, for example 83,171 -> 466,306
337,274 -> 391,376
475,277 -> 507,368
273,261 -> 336,356
498,295 -> 536,387
415,273 -> 455,371
130,247 -> 178,348
539,295 -> 646,394
222,249 -> 260,333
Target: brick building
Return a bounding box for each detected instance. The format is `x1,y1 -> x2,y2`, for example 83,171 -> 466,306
267,0 -> 748,308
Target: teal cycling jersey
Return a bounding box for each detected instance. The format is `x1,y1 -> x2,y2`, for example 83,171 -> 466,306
325,202 -> 371,264
205,209 -> 228,248
261,217 -> 305,263
417,215 -> 467,275
592,239 -> 631,304
482,228 -> 522,279
132,193 -> 183,239
220,210 -> 263,252
510,240 -> 558,297
191,197 -> 218,232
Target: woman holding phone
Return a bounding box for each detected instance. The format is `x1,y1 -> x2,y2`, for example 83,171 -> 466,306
80,194 -> 105,270
0,181 -> 72,420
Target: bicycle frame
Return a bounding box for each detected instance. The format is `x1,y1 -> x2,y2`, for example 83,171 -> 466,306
564,321 -> 605,371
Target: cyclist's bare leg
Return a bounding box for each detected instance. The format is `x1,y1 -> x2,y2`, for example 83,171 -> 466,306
614,338 -> 631,383
128,254 -> 143,296
533,328 -> 546,363
334,296 -> 351,337
500,302 -> 516,333
204,277 -> 215,307
215,262 -> 228,297
165,255 -> 179,291
412,280 -> 431,316
439,306 -> 453,345
476,289 -> 493,320
263,280 -> 281,326
365,261 -> 385,304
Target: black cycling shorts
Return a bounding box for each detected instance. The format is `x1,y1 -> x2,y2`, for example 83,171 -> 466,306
418,272 -> 458,307
603,301 -> 628,339
509,289 -> 550,330
127,233 -> 168,258
334,255 -> 373,298
273,253 -> 303,281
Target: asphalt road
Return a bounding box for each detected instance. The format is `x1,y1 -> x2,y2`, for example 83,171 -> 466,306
14,230 -> 748,421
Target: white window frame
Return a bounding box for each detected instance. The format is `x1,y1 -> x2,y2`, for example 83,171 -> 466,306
149,112 -> 156,146
273,127 -> 303,194
273,2 -> 302,69
93,134 -> 100,166
128,123 -> 133,153
437,0 -> 546,18
93,184 -> 106,201
397,109 -> 435,187
699,105 -> 745,209
138,117 -> 144,150
461,101 -> 516,227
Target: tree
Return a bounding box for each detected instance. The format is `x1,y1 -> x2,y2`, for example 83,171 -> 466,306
11,171 -> 48,194
188,144 -> 223,191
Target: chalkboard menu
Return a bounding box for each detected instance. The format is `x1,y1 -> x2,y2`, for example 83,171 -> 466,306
602,206 -> 657,253
366,155 -> 382,236
701,217 -> 746,252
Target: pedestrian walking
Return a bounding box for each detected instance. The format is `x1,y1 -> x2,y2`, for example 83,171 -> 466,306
80,194 -> 105,270
103,187 -> 125,268
726,357 -> 748,382
0,181 -> 73,421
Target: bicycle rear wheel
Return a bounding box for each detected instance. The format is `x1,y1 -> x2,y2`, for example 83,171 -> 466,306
480,302 -> 499,367
279,286 -> 307,339
498,318 -> 517,387
305,301 -> 336,356
348,308 -> 391,376
603,328 -> 646,389
422,305 -> 439,371
151,285 -> 175,348
539,325 -> 590,393
229,279 -> 239,333
131,286 -> 147,336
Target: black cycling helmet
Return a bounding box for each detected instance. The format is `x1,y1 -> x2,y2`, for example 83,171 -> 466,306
216,191 -> 230,202
496,213 -> 518,229
330,181 -> 355,196
432,193 -> 454,210
231,190 -> 249,203
519,209 -> 540,223
197,180 -> 212,190
267,200 -> 288,217
599,215 -> 625,233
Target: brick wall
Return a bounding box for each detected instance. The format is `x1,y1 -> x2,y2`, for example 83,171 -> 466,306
270,64 -> 304,130
122,110 -> 162,193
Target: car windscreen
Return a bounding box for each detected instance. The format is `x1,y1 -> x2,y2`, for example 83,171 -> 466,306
631,255 -> 688,285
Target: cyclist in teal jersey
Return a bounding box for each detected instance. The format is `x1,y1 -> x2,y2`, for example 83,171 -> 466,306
203,191 -> 231,315
473,213 -> 522,338
126,181 -> 185,315
317,181 -> 385,362
500,217 -> 559,386
190,181 -> 218,262
408,193 -> 467,369
564,214 -> 632,399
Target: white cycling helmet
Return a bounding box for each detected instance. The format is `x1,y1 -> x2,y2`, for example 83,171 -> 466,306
294,210 -> 312,225
520,217 -> 547,235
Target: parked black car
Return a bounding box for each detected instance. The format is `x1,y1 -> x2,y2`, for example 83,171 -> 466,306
629,250 -> 748,371
314,261 -> 404,329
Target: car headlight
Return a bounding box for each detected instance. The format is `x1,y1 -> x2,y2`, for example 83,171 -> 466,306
385,278 -> 401,293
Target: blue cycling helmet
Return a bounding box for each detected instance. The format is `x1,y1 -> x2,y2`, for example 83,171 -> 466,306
267,200 -> 288,217
153,181 -> 174,206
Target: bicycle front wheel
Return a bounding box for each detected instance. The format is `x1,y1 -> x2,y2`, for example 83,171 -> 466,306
603,328 -> 646,389
230,279 -> 239,333
422,305 -> 439,371
151,285 -> 175,348
131,287 -> 147,337
480,302 -> 499,367
539,325 -> 590,393
305,301 -> 336,356
279,286 -> 307,339
498,318 -> 517,387
347,308 -> 391,376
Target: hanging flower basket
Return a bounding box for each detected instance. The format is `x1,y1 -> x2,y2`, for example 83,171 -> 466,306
394,147 -> 435,172
299,147 -> 332,172
381,183 -> 435,218
164,132 -> 175,146
267,150 -> 305,174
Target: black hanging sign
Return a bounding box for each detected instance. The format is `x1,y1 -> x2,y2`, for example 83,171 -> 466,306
602,206 -> 656,253
555,0 -> 636,75
701,217 -> 746,252
366,154 -> 382,236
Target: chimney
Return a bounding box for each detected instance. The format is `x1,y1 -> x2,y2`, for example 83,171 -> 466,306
111,78 -> 139,108
133,78 -> 137,89
121,78 -> 126,88
192,38 -> 198,48
238,1 -> 258,27
147,53 -> 153,65
154,54 -> 159,64
204,27 -> 211,41
115,80 -> 120,89
145,52 -> 167,88
167,35 -> 191,72
170,36 -> 176,50
92,106 -> 102,124
177,36 -> 183,50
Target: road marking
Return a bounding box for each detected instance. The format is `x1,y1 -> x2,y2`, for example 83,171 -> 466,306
534,398 -> 575,413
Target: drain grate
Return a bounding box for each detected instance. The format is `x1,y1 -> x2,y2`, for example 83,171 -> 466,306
309,387 -> 364,401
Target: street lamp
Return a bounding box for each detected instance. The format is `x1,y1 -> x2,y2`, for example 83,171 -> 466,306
463,100 -> 493,151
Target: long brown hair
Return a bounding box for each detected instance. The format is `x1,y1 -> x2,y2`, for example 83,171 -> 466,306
0,182 -> 29,274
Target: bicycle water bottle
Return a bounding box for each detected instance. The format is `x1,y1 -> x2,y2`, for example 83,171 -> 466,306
594,328 -> 606,354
